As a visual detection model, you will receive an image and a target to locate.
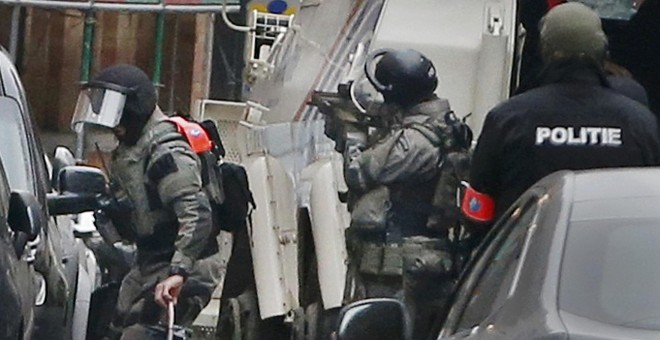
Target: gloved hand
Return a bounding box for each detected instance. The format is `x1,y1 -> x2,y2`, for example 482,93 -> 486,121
324,112 -> 368,153
343,129 -> 367,161
93,209 -> 122,245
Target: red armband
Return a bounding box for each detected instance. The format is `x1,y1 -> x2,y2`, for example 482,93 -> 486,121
461,186 -> 496,223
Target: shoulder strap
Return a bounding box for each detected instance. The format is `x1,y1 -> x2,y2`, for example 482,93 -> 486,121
405,115 -> 449,150
407,122 -> 444,147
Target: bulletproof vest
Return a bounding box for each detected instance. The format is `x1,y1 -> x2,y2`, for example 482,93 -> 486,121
110,119 -> 191,254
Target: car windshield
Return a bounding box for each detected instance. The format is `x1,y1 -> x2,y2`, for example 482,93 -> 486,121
574,0 -> 638,20
560,218 -> 660,330
0,97 -> 32,192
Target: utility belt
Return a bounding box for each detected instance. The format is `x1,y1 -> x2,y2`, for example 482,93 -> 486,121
350,229 -> 454,279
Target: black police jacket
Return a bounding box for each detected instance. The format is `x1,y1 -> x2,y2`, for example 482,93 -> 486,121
470,61 -> 660,219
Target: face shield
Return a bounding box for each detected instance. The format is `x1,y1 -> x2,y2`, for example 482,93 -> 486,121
71,81 -> 133,131
350,73 -> 385,114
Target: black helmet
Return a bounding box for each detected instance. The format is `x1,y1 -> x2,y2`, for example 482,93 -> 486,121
94,64 -> 157,123
73,64 -> 157,145
365,48 -> 438,107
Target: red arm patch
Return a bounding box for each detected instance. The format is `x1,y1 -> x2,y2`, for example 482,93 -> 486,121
461,186 -> 496,223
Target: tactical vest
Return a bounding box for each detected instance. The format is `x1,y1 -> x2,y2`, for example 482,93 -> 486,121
110,119 -> 197,256
351,111 -> 472,278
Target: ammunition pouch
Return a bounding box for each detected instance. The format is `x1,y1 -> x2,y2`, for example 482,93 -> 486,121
354,235 -> 454,280
350,185 -> 391,232
402,236 -> 454,279
359,243 -> 403,276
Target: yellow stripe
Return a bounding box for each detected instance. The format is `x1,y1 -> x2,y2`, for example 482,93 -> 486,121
284,7 -> 297,15
248,2 -> 298,14
248,3 -> 268,12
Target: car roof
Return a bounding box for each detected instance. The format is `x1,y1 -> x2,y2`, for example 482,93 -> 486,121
0,46 -> 24,107
571,167 -> 660,201
561,168 -> 660,221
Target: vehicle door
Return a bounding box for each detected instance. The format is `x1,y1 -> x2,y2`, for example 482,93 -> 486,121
438,190 -> 546,339
0,154 -> 36,339
0,53 -> 77,337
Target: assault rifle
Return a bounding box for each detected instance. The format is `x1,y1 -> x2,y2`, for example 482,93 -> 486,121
308,82 -> 388,130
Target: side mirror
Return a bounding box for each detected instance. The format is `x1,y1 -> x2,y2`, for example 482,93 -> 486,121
51,146 -> 76,190
47,166 -> 107,216
336,298 -> 411,340
8,191 -> 43,257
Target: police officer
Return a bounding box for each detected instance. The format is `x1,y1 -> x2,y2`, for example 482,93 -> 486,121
463,3 -> 660,228
71,64 -> 223,339
517,0 -> 650,108
325,48 -> 465,338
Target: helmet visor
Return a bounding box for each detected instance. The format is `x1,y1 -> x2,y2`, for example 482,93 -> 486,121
71,87 -> 127,130
350,74 -> 384,113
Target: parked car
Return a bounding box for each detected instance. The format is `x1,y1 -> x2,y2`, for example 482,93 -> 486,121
337,168 -> 660,339
0,155 -> 43,339
0,45 -> 103,340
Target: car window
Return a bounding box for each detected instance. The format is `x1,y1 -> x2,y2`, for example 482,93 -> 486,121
560,218 -> 660,330
573,0 -> 638,20
0,97 -> 32,192
8,65 -> 29,114
9,62 -> 50,197
455,198 -> 539,332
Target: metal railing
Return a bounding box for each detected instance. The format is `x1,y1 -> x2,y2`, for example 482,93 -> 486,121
0,0 -> 240,13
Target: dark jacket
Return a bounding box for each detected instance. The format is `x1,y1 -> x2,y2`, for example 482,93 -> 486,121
110,111 -> 214,275
606,75 -> 649,107
470,61 -> 660,219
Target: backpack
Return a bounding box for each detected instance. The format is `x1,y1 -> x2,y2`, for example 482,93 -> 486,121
407,111 -> 473,234
168,116 -> 256,233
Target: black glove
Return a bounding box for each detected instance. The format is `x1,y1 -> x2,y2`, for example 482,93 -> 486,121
93,209 -> 122,245
96,190 -> 137,240
323,115 -> 343,147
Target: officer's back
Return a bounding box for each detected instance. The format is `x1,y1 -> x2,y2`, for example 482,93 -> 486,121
466,3 -> 660,223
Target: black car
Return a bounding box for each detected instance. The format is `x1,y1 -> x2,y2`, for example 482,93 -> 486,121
336,168 -> 660,340
0,156 -> 43,339
0,45 -> 106,339
436,168 -> 660,339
